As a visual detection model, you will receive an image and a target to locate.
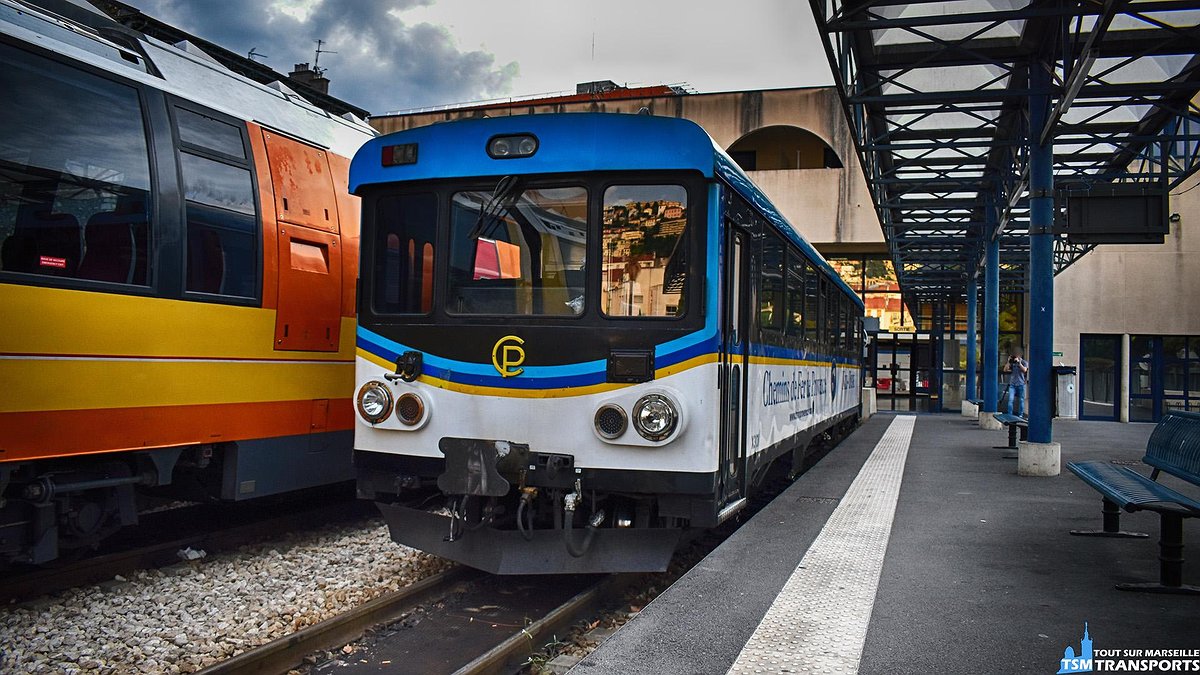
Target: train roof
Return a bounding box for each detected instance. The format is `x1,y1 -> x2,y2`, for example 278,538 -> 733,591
1,0 -> 376,158
350,113 -> 862,306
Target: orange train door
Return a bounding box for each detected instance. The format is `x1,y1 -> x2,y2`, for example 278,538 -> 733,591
262,129 -> 342,352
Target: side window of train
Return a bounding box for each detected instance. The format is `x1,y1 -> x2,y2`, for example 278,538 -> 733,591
787,250 -> 805,341
172,104 -> 257,300
825,278 -> 837,351
600,184 -> 688,318
842,299 -> 852,357
804,261 -> 820,345
0,45 -> 153,287
374,193 -> 438,314
759,232 -> 784,335
854,316 -> 863,360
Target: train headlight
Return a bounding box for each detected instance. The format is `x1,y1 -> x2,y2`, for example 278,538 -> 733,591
594,404 -> 628,439
395,392 -> 425,426
632,394 -> 678,441
487,134 -> 538,159
356,381 -> 394,424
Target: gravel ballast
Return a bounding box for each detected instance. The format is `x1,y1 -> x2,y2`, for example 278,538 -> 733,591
0,519 -> 451,674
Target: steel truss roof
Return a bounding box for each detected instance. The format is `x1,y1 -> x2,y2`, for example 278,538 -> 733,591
810,0 -> 1200,304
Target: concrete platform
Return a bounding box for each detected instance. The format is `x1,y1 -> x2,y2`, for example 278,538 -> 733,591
571,413 -> 1199,675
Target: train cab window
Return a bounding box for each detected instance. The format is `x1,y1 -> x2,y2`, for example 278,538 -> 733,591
601,185 -> 688,318
180,152 -> 257,298
450,185 -> 587,316
759,233 -> 784,332
0,46 -> 152,286
373,193 -> 437,314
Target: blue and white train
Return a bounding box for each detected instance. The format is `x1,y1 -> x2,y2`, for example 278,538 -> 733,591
349,113 -> 864,574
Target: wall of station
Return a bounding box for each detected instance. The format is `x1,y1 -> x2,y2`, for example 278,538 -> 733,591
1053,173 -> 1200,367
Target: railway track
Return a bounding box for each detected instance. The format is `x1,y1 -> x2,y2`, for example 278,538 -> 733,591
188,458 -> 818,675
190,428 -> 854,675
0,489 -> 372,604
195,567 -> 635,675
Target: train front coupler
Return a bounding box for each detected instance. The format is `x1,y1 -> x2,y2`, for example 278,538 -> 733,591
372,436 -> 680,574
437,438 -> 605,557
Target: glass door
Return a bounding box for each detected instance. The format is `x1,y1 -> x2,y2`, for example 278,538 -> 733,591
1130,336 -> 1161,422
873,332 -> 934,412
874,334 -> 902,411
1080,335 -> 1120,420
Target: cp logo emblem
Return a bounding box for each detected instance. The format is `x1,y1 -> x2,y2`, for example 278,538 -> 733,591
491,335 -> 526,378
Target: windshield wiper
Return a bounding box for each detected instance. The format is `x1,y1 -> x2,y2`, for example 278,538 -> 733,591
466,175 -> 520,241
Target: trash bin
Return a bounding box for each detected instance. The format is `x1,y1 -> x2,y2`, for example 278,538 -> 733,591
1053,365 -> 1077,419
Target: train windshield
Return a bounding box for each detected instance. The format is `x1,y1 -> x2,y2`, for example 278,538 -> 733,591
600,184 -> 688,318
370,178 -> 691,319
448,184 -> 588,316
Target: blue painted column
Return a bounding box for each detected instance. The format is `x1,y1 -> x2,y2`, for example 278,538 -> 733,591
983,237 -> 1000,412
1028,63 -> 1055,443
966,278 -> 978,401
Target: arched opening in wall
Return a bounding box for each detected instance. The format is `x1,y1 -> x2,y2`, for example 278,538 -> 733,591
727,125 -> 843,171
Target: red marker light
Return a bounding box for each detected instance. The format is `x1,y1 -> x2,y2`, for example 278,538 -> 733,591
382,143 -> 418,167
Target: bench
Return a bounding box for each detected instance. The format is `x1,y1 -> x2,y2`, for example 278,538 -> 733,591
992,413 -> 1028,451
1066,410 -> 1200,594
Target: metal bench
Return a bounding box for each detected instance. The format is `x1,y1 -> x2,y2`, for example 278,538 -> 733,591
1067,410 -> 1200,594
992,413 -> 1028,451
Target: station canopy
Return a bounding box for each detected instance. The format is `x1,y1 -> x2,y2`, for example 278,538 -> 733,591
809,0 -> 1200,302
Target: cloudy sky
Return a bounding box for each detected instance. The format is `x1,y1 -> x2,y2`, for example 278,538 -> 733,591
126,0 -> 833,115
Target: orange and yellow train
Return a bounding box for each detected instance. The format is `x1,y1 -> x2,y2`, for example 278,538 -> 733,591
0,0 -> 375,563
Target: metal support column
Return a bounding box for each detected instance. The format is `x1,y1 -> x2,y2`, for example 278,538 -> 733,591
983,238 -> 1000,413
1120,334 -> 1131,423
967,279 -> 978,401
1028,62 -> 1055,444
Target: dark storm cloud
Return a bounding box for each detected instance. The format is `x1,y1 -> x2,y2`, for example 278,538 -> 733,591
128,0 -> 518,114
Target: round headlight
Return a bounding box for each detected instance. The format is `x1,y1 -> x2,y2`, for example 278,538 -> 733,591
395,392 -> 425,426
632,394 -> 678,441
357,381 -> 393,424
489,137 -> 512,157
517,136 -> 538,155
594,404 -> 627,439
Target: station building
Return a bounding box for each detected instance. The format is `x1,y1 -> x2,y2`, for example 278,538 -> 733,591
370,81 -> 1200,422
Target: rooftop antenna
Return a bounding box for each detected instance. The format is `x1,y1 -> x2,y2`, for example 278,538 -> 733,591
247,47 -> 268,62
313,39 -> 337,77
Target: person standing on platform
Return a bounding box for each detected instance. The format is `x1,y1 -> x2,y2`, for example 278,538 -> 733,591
1002,346 -> 1029,417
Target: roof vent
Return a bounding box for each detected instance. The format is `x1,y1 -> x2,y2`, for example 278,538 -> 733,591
172,40 -> 222,67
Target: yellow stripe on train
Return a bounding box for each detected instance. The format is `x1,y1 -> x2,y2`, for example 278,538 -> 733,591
0,283 -> 355,361
0,357 -> 354,413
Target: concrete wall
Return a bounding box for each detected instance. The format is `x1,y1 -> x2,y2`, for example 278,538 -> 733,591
1053,170 -> 1200,368
729,126 -> 834,170
369,87 -> 884,247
